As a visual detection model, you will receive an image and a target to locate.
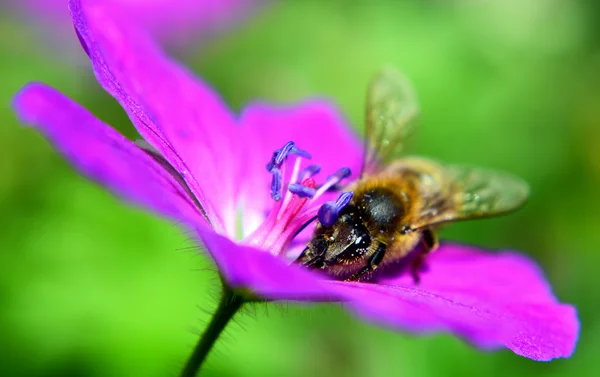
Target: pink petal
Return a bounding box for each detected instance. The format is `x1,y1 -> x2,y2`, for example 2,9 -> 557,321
194,220 -> 578,361
13,83 -> 203,226
329,244 -> 579,360
237,100 -> 363,235
195,223 -> 342,301
70,0 -> 239,235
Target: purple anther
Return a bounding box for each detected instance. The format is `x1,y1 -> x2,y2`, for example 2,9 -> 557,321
318,202 -> 338,227
266,142 -> 292,172
334,167 -> 352,180
265,151 -> 280,172
275,141 -> 296,164
266,141 -> 312,173
288,183 -> 316,198
290,145 -> 312,159
318,191 -> 354,227
336,191 -> 354,210
325,167 -> 351,184
270,168 -> 282,201
299,164 -> 321,180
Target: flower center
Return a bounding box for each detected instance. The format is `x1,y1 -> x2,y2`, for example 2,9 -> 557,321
244,141 -> 353,260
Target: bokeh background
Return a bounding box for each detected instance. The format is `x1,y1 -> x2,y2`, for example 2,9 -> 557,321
1,0 -> 597,376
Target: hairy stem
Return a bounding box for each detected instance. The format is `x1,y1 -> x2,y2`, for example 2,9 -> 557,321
180,288 -> 244,377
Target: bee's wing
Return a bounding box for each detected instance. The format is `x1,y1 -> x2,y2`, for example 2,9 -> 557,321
362,67 -> 420,176
387,158 -> 529,229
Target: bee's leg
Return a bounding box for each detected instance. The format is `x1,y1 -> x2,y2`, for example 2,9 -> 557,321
345,243 -> 387,282
410,229 -> 438,284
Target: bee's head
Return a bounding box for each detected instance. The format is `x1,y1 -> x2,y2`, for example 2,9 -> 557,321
297,205 -> 372,276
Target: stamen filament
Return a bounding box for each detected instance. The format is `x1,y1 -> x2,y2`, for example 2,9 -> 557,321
248,141 -> 354,259
269,208 -> 320,255
299,164 -> 321,181
314,167 -> 351,199
279,156 -> 303,216
262,178 -> 315,252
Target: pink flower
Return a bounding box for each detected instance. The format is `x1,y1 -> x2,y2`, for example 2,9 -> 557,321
13,0 -> 578,362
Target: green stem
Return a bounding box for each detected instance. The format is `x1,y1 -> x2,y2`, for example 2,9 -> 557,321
180,288 -> 244,377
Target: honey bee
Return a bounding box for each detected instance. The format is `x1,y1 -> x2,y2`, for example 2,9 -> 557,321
298,68 -> 529,283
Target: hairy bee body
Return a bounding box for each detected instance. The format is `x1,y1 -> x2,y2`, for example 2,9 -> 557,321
299,161 -> 435,281
298,68 -> 528,283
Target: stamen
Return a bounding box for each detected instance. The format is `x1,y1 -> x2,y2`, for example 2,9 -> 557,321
249,140 -> 356,258
266,141 -> 311,172
266,141 -> 292,172
280,178 -> 316,225
288,183 -> 316,198
329,167 -> 352,181
270,168 -> 282,201
336,191 -> 354,208
279,156 -> 304,211
267,142 -> 313,201
262,178 -> 316,251
289,157 -> 303,185
270,209 -> 320,258
314,167 -> 352,198
318,191 -> 354,227
299,164 -> 321,180
291,145 -> 311,159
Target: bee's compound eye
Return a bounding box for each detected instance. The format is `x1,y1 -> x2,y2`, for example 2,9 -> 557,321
354,235 -> 370,249
334,225 -> 372,262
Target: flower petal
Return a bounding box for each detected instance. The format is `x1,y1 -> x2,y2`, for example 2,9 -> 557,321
13,83 -> 203,226
195,223 -> 343,301
237,100 -> 363,235
329,244 -> 579,361
70,0 -> 239,235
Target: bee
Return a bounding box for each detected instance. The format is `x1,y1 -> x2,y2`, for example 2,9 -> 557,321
297,68 -> 529,283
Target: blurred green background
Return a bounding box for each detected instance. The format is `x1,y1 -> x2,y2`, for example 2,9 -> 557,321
1,0 -> 597,376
